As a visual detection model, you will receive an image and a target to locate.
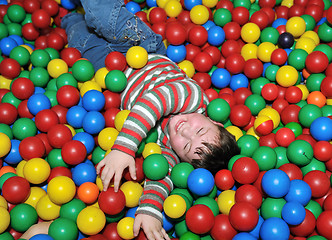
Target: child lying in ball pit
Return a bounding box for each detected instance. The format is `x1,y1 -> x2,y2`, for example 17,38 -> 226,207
21,0 -> 240,239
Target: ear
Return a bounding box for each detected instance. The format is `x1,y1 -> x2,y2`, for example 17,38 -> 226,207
208,117 -> 224,127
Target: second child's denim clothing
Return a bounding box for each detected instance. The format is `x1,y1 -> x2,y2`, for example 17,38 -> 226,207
61,0 -> 166,70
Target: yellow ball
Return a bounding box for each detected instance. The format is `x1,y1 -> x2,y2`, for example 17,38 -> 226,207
190,5 -> 209,25
142,142 -> 162,158
258,107 -> 281,129
286,16 -> 306,38
296,84 -> 309,100
157,0 -> 169,8
0,75 -> 12,90
36,194 -> 61,221
327,97 -> 332,105
24,186 -> 46,208
126,46 -> 148,69
281,0 -> 293,7
117,217 -> 135,240
77,206 -> 106,236
241,23 -> 261,43
276,65 -> 299,87
47,59 -> 68,78
163,194 -> 187,219
178,60 -> 195,78
47,176 -> 76,205
65,124 -> 76,137
0,132 -> 11,158
225,125 -> 243,141
301,31 -> 320,46
246,127 -> 260,140
164,0 -> 182,18
15,160 -> 27,177
257,42 -> 276,62
0,207 -> 10,234
114,109 -> 130,132
21,44 -> 33,54
241,43 -> 258,60
23,158 -> 51,184
0,196 -> 7,209
94,67 -> 109,89
79,81 -> 102,97
120,181 -> 143,208
98,127 -> 119,151
295,37 -> 316,54
203,0 -> 218,8
217,190 -> 235,215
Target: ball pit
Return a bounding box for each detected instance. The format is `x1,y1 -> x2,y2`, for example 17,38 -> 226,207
0,0 -> 331,239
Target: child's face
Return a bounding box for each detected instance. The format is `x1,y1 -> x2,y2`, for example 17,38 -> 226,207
168,113 -> 220,163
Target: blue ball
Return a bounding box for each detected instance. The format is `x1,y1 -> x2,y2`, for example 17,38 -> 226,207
72,132 -> 95,154
82,111 -> 105,135
187,168 -> 214,196
310,117 -> 332,141
146,0 -> 157,7
272,18 -> 287,28
259,217 -> 290,240
82,90 -> 105,112
4,139 -> 22,165
0,37 -> 18,56
125,206 -> 138,218
0,0 -> 8,4
60,0 -> 77,10
34,87 -> 46,94
249,215 -> 264,239
30,234 -> 55,240
284,179 -> 312,206
233,232 -> 257,240
27,93 -> 52,115
125,1 -> 141,14
207,26 -> 225,46
230,73 -> 249,91
162,211 -> 174,232
8,35 -> 24,45
202,20 -> 216,31
262,169 -> 290,198
281,201 -> 306,225
66,106 -> 87,129
184,0 -> 202,10
166,44 -> 187,63
211,68 -> 231,88
72,162 -> 97,186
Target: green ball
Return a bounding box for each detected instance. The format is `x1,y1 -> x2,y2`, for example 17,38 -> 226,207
72,59 -> 95,82
12,118 -> 37,140
193,196 -> 219,217
171,188 -> 194,204
105,70 -> 127,92
47,148 -> 69,168
301,14 -> 316,31
9,46 -> 30,66
0,172 -> 17,189
252,146 -> 277,171
7,22 -> 21,36
0,232 -> 14,240
56,72 -> 78,89
1,92 -> 21,108
30,67 -> 50,87
287,140 -> 313,167
44,47 -> 60,60
6,4 -> 26,23
175,220 -> 189,238
21,13 -> 32,25
288,49 -> 308,70
244,94 -> 266,116
207,98 -> 230,123
264,64 -> 279,82
0,23 -> 8,40
260,27 -> 279,44
318,22 -> 332,42
285,122 -> 302,138
0,123 -> 13,139
145,127 -> 158,143
44,90 -> 58,107
171,162 -> 194,189
322,105 -> 332,118
180,231 -> 200,240
307,236 -> 328,240
30,49 -> 51,68
274,146 -> 289,168
233,0 -> 251,9
18,70 -> 30,79
296,100 -> 307,108
250,77 -> 270,95
306,73 -> 325,92
301,158 -> 326,176
48,218 -> 78,240
10,203 -> 38,232
298,104 -> 323,128
105,209 -> 126,223
260,197 -> 286,220
314,44 -> 332,63
60,198 -> 86,222
305,200 -> 322,219
91,146 -> 106,165
237,134 -> 259,157
213,8 -> 232,27
46,78 -> 58,91
143,154 -> 169,180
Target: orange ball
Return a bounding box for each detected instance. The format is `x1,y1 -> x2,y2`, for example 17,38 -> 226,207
77,182 -> 100,205
0,166 -> 16,177
307,91 -> 326,108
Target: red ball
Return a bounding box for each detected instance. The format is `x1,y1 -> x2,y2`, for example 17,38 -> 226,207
23,0 -> 41,13
223,21 -> 241,40
41,0 -> 59,16
214,169 -> 235,191
56,85 -> 80,108
11,77 -> 35,100
304,3 -> 324,22
275,127 -> 296,147
53,27 -> 68,45
232,157 -> 259,184
151,22 -> 166,40
235,184 -> 262,209
192,72 -> 211,90
47,32 -> 65,51
232,6 -> 250,25
221,39 -> 241,58
303,170 -> 330,198
31,9 -> 51,29
51,105 -> 68,124
177,10 -> 191,25
314,141 -> 332,162
2,176 -> 31,204
324,194 -> 332,211
188,25 -> 208,46
185,204 -> 215,235
123,156 -> 145,183
259,133 -> 278,148
229,202 -> 259,231
22,23 -> 40,41
47,166 -> 72,182
260,7 -> 276,25
233,87 -> 252,105
225,53 -> 245,74
61,140 -> 87,165
326,5 -> 332,25
316,210 -> 332,239
204,88 -> 218,102
258,0 -> 276,8
60,47 -> 82,67
165,22 -> 186,45
193,52 -> 213,73
203,45 -> 222,66
105,51 -> 127,72
185,43 -> 201,62
288,4 -> 305,18
261,83 -> 279,101
271,48 -> 288,66
36,133 -> 53,155
305,51 -> 329,74
249,10 -> 269,30
320,76 -> 332,98
280,104 -> 300,124
17,100 -> 34,119
35,109 -> 59,133
290,209 -> 316,237
210,214 -> 237,240
47,124 -> 72,148
34,35 -> 48,49
19,136 -> 46,160
243,58 -> 264,79
148,7 -> 167,24
98,187 -> 126,215
0,58 -> 21,79
0,102 -> 18,125
229,104 -> 252,127
272,98 -> 289,114
102,223 -> 122,240
219,93 -> 236,109
104,107 -> 120,128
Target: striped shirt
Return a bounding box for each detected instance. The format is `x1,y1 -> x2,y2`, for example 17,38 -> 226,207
112,54 -> 209,222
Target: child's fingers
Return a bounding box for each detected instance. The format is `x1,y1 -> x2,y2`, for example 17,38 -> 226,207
133,217 -> 141,237
152,229 -> 164,240
113,171 -> 123,192
129,162 -> 137,180
161,228 -> 170,240
101,168 -> 114,191
96,159 -> 106,174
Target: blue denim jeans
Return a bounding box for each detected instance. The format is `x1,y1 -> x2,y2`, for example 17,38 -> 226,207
61,0 -> 166,70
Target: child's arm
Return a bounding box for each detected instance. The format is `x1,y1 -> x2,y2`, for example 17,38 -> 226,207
133,214 -> 170,240
20,221 -> 52,240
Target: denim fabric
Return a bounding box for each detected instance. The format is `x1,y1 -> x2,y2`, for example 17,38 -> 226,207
61,0 -> 166,70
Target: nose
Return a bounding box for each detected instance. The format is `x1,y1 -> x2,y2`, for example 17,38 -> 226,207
181,125 -> 193,139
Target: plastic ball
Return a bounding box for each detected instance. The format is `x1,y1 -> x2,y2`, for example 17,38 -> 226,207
259,217 -> 290,240
207,98 -> 230,122
303,170 -> 330,198
207,25 -> 225,46
117,217 -> 134,240
166,44 -> 186,63
178,59 -> 195,78
48,217 -> 78,240
47,59 -> 68,79
0,37 -> 18,56
0,132 -> 11,158
143,153 -> 169,180
285,16 -> 306,38
241,22 -> 261,43
120,181 -> 143,208
229,202 -> 259,232
171,162 -> 194,188
66,106 -> 87,129
27,93 -> 52,116
126,46 -> 148,69
0,58 -> 21,80
59,198 -> 86,223
217,190 -> 235,215
47,176 -> 76,205
98,187 -> 126,215
185,204 -> 215,234
47,124 -> 72,148
261,169 -> 290,198
60,47 -> 82,67
71,162 -> 97,186
276,65 -> 298,87
254,115 -> 274,135
72,60 -> 95,82
56,85 -> 80,108
210,214 -> 237,240
35,194 -> 61,221
310,117 -> 332,141
23,157 -> 50,184
232,157 -> 259,184
77,206 -> 106,236
281,201 -> 306,225
163,194 -> 187,219
82,111 -> 105,135
105,70 -> 127,93
305,50 -> 329,74
313,141 -> 332,162
10,203 -> 38,232
97,127 -> 118,151
164,0 -> 182,18
187,168 -> 214,196
61,140 -> 87,165
24,186 -> 47,208
0,207 -> 10,234
190,5 -> 209,25
2,176 -> 30,204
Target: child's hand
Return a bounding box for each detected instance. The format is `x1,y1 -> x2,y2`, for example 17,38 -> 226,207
134,214 -> 170,240
96,150 -> 136,191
